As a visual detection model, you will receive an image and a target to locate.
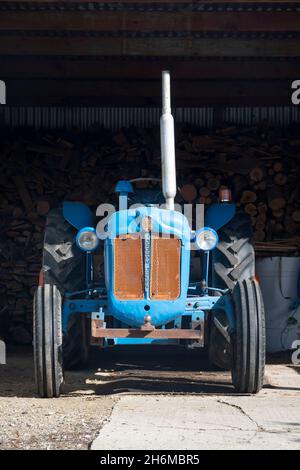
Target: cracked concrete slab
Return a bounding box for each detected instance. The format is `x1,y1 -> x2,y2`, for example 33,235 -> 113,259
1,347 -> 299,449
89,352 -> 300,450
91,394 -> 300,450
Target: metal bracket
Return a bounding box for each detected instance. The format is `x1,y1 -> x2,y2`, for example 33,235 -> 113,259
214,317 -> 231,343
91,308 -> 106,345
62,298 -> 107,333
90,328 -> 202,340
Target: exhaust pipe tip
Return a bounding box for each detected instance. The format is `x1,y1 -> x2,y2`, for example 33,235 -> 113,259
160,71 -> 176,211
162,70 -> 171,114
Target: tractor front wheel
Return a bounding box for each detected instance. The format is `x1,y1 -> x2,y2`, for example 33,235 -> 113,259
231,279 -> 266,394
42,208 -> 88,370
33,284 -> 64,398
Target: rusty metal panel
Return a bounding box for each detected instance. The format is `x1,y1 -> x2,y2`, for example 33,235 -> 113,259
114,235 -> 144,300
91,328 -> 202,340
150,236 -> 181,300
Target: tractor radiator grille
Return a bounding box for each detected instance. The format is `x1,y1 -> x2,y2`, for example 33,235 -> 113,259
114,235 -> 144,300
114,234 -> 181,301
150,236 -> 181,301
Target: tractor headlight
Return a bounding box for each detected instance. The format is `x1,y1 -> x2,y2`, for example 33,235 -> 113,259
76,227 -> 99,252
195,227 -> 218,251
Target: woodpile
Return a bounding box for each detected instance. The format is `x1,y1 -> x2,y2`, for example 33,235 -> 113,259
176,124 -> 300,245
0,122 -> 299,342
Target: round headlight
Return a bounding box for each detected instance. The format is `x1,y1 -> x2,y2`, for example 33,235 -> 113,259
195,227 -> 218,251
76,227 -> 99,252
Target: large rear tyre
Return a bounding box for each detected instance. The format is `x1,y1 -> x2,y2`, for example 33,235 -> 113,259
33,284 -> 63,398
42,208 -> 88,370
231,279 -> 266,394
212,212 -> 254,290
209,212 -> 255,370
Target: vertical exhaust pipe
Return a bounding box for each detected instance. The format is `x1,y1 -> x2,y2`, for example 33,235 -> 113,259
160,71 -> 177,211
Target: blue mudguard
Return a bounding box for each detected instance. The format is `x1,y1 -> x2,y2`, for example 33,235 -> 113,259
63,201 -> 94,231
205,203 -> 236,232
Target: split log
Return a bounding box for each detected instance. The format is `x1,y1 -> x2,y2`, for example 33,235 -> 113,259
272,209 -> 284,219
285,218 -> 298,235
292,210 -> 300,223
180,184 -> 198,202
273,162 -> 283,173
240,190 -> 257,204
255,220 -> 266,232
207,178 -> 220,192
257,203 -> 268,215
250,166 -> 264,182
268,188 -> 286,212
244,203 -> 257,217
199,187 -> 211,198
274,173 -> 287,186
256,213 -> 267,224
253,181 -> 267,191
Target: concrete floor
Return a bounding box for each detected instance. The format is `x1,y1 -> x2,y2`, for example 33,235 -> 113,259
91,393 -> 300,450
0,346 -> 299,450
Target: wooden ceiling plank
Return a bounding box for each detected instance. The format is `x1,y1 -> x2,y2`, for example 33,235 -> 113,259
1,11 -> 300,32
0,36 -> 300,57
1,57 -> 300,79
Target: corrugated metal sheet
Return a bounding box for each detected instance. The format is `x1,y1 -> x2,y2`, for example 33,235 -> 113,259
223,106 -> 300,126
0,106 -> 299,130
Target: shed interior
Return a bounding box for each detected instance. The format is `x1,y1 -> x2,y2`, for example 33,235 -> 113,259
0,0 -> 300,344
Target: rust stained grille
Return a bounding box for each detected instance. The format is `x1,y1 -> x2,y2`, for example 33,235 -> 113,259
150,236 -> 181,300
114,235 -> 144,300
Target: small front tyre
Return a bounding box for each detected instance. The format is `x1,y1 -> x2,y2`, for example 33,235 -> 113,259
231,279 -> 266,394
33,284 -> 64,398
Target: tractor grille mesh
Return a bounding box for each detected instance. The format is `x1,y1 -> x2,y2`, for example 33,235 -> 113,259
113,233 -> 181,301
114,235 -> 144,300
150,236 -> 181,300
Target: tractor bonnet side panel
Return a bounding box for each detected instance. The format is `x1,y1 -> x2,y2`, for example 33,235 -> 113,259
104,206 -> 191,327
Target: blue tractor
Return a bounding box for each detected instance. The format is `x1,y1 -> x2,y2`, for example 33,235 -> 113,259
33,72 -> 265,397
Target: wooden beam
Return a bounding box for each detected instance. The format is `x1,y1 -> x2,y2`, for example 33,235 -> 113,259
1,11 -> 300,32
5,78 -> 291,106
4,97 -> 289,106
0,36 -> 300,57
1,57 -> 299,80
6,79 -> 291,97
0,0 -> 298,3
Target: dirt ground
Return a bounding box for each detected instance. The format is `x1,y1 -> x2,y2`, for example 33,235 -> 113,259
0,346 -> 299,450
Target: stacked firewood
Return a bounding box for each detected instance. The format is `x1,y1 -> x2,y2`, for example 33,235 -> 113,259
175,125 -> 300,245
0,123 -> 299,342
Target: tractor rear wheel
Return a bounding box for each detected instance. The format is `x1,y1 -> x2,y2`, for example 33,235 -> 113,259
212,212 -> 254,291
231,279 -> 266,394
33,284 -> 63,398
41,208 -> 88,370
208,212 -> 255,370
